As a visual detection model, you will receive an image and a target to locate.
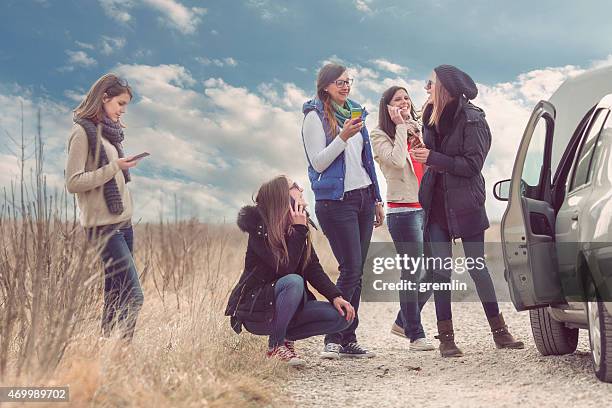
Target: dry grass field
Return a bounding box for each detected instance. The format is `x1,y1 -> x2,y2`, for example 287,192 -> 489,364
0,120 -> 311,407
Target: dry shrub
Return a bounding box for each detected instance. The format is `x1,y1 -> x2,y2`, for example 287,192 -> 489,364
0,108 -> 291,407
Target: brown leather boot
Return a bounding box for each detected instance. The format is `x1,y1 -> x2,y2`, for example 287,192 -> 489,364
488,313 -> 525,349
434,319 -> 463,357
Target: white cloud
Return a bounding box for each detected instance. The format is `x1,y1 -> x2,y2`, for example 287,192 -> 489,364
75,41 -> 94,50
99,0 -> 133,23
63,89 -> 85,102
134,49 -> 153,59
142,0 -> 206,34
66,50 -> 97,68
370,59 -> 409,74
100,36 -> 127,55
591,54 -> 612,70
98,0 -> 205,34
246,0 -> 288,20
4,58 -> 608,223
355,0 -> 374,13
195,57 -> 238,67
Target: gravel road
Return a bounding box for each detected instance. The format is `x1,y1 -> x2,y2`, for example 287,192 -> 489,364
284,301 -> 612,408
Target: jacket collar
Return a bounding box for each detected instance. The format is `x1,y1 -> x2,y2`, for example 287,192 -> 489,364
237,205 -> 318,233
302,97 -> 368,119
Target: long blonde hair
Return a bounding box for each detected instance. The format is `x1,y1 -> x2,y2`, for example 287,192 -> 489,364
74,73 -> 133,123
255,176 -> 312,272
427,73 -> 454,130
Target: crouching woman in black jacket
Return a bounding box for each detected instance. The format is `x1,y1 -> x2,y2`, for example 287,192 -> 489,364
225,175 -> 354,366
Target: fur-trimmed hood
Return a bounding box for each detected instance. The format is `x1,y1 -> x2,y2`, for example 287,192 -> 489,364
236,205 -> 317,233
237,205 -> 263,234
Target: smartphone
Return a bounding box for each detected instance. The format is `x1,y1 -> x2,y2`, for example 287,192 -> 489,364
350,107 -> 363,120
408,135 -> 424,149
128,152 -> 150,162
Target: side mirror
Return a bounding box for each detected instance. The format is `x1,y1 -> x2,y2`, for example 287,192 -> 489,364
493,179 -> 511,201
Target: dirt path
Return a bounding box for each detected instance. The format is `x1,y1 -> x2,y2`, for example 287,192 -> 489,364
284,302 -> 612,407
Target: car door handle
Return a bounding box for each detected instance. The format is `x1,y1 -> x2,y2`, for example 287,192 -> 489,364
571,212 -> 579,221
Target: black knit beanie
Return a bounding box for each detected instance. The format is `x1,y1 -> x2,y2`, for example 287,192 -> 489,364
433,64 -> 478,100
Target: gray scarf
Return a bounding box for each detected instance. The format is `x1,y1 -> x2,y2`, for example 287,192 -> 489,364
75,116 -> 130,215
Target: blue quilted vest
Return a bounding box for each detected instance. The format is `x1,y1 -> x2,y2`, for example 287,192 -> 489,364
301,98 -> 382,202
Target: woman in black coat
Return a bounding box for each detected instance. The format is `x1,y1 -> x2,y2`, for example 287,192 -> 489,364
411,65 -> 523,357
225,175 -> 354,366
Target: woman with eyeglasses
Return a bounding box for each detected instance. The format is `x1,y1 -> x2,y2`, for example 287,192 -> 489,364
411,65 -> 523,357
301,63 -> 384,359
225,176 -> 355,367
66,73 -> 144,341
370,86 -> 435,351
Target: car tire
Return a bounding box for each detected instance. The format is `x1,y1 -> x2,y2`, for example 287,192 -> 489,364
529,307 -> 578,355
586,299 -> 612,382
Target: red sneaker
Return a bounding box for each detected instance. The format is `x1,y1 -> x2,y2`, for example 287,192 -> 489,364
266,344 -> 305,367
284,340 -> 295,354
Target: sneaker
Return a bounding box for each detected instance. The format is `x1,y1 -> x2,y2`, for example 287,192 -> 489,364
340,342 -> 376,358
267,345 -> 305,367
409,337 -> 435,351
320,342 -> 341,359
284,340 -> 295,354
390,322 -> 407,338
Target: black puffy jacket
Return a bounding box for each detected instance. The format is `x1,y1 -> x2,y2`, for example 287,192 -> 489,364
224,205 -> 342,333
419,97 -> 491,238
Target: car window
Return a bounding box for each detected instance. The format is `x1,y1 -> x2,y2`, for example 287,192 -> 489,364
588,110 -> 612,183
521,119 -> 547,194
570,109 -> 608,190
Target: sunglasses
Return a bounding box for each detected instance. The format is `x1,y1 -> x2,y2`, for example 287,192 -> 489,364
289,181 -> 303,191
114,77 -> 129,87
425,79 -> 435,90
334,78 -> 353,88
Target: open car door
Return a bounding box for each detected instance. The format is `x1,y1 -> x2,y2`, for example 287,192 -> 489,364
501,100 -> 566,311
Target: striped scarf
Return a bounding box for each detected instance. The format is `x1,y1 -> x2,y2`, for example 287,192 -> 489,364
75,117 -> 130,215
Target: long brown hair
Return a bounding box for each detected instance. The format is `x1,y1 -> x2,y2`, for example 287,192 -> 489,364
378,86 -> 419,140
74,73 -> 133,123
427,72 -> 454,130
316,63 -> 346,138
255,176 -> 312,271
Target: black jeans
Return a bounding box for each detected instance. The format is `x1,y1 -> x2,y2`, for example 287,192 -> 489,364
87,224 -> 144,340
243,274 -> 350,348
315,186 -> 375,345
387,210 -> 432,341
425,221 -> 499,322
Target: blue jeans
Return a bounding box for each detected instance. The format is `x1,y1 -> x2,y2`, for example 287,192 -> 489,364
243,274 -> 350,348
387,210 -> 432,341
87,224 -> 144,340
315,186 -> 375,345
425,221 -> 499,322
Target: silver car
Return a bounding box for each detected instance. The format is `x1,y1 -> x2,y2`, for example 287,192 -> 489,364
494,66 -> 612,383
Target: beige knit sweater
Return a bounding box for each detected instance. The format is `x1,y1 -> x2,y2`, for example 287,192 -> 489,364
65,123 -> 133,228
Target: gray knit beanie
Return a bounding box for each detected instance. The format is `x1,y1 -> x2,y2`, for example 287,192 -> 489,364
433,64 -> 478,100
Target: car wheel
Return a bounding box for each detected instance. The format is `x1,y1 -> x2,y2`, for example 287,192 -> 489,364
529,307 -> 578,355
586,299 -> 612,382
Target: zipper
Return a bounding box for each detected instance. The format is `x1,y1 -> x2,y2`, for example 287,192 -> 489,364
232,283 -> 248,317
248,286 -> 264,315
231,267 -> 257,317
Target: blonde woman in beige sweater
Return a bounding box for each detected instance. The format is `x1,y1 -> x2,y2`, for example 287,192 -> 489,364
65,73 -> 144,341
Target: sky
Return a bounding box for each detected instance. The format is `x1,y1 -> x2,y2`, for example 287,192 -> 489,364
1,0 -> 612,223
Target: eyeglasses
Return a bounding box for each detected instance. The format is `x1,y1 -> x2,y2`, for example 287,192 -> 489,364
334,78 -> 353,88
425,79 -> 435,90
289,181 -> 303,191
